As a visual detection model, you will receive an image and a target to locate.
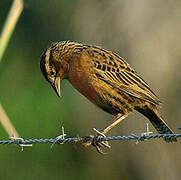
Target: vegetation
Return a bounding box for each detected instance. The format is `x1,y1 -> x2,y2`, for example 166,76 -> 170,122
0,1 -> 180,180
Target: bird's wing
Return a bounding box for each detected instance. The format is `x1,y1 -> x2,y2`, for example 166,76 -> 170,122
88,47 -> 161,105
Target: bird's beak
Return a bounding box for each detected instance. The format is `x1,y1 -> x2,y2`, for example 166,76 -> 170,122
52,76 -> 61,97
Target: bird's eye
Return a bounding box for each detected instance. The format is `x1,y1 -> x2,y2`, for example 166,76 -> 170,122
50,70 -> 56,76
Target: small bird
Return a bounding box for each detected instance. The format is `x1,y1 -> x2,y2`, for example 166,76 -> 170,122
40,41 -> 177,151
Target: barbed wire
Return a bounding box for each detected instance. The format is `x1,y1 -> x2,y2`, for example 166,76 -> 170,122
0,124 -> 180,151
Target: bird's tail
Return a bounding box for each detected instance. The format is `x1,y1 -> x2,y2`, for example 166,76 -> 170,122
135,106 -> 177,142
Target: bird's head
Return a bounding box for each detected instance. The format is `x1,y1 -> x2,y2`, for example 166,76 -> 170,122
40,42 -> 69,97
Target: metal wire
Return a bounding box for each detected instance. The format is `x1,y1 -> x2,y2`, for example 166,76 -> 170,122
0,125 -> 180,150
0,134 -> 180,145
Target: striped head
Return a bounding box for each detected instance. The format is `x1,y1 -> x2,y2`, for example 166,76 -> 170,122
40,41 -> 70,97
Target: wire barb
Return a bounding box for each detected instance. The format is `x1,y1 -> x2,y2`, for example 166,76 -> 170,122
134,123 -> 153,144
51,126 -> 67,149
10,134 -> 32,151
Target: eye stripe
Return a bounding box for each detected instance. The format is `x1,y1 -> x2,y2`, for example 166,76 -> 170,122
40,50 -> 50,82
45,48 -> 51,66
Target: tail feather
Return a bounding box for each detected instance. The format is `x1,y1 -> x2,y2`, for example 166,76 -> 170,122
135,106 -> 177,142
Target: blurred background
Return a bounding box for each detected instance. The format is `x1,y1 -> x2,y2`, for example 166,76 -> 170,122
0,0 -> 181,179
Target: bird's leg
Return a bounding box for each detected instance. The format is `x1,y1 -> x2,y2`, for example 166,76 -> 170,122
82,113 -> 128,153
100,113 -> 128,134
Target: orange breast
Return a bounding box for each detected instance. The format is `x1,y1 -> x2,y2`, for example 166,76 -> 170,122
68,61 -> 98,103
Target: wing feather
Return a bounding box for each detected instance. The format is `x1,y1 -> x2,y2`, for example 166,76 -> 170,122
88,46 -> 161,105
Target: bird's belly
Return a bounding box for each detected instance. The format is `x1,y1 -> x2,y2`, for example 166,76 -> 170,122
69,72 -> 134,115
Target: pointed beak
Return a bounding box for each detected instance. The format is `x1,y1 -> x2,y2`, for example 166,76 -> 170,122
52,76 -> 61,97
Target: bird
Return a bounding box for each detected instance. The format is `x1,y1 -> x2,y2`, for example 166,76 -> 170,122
40,41 -> 177,152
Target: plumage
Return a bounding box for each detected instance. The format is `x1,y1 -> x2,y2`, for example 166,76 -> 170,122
40,41 -> 177,146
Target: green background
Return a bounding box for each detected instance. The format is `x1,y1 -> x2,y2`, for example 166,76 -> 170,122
0,0 -> 181,179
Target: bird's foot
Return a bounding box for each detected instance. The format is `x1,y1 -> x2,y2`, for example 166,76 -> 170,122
81,128 -> 111,154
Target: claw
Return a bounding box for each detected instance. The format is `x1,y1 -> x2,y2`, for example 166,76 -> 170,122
81,128 -> 111,154
92,128 -> 111,149
95,144 -> 105,154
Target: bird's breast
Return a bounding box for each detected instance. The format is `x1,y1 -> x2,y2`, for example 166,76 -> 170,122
68,62 -> 98,103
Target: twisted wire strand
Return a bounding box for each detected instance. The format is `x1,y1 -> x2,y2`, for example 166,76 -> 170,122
0,125 -> 180,150
0,133 -> 180,147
